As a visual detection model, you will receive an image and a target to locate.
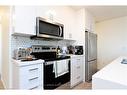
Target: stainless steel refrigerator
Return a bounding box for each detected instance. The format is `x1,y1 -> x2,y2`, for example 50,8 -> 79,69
85,31 -> 97,82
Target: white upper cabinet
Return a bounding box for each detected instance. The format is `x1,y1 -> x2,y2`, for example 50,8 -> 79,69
11,6 -> 77,40
74,8 -> 85,45
10,6 -> 95,38
85,9 -> 95,32
12,6 -> 36,36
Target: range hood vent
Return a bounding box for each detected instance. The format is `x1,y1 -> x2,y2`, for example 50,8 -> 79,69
30,35 -> 63,41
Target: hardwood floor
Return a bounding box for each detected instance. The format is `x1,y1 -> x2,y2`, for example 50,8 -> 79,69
56,82 -> 92,90
0,80 -> 91,90
0,80 -> 4,89
73,82 -> 92,89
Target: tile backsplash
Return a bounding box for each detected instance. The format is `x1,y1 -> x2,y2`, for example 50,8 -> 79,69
11,35 -> 75,57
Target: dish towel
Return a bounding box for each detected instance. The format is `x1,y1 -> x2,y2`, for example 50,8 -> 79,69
53,60 -> 69,78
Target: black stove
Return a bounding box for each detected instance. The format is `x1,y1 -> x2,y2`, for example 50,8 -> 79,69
32,53 -> 70,61
31,45 -> 70,90
44,55 -> 70,61
31,45 -> 70,61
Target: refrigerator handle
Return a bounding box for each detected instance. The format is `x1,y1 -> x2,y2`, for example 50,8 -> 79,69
88,38 -> 91,56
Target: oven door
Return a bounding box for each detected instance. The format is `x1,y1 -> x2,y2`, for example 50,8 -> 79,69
43,59 -> 70,89
54,59 -> 69,78
44,61 -> 56,89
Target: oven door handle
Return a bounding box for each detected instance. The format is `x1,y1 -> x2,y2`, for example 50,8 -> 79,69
44,62 -> 54,66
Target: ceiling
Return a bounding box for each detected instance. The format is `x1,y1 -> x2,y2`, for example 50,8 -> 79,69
71,6 -> 127,22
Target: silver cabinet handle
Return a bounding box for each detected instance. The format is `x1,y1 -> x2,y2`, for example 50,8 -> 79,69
77,76 -> 80,79
77,59 -> 80,60
77,66 -> 80,69
29,86 -> 39,90
29,68 -> 38,71
59,26 -> 62,37
29,77 -> 38,81
34,26 -> 36,34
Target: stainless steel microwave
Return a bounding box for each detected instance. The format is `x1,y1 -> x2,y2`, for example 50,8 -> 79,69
36,17 -> 64,39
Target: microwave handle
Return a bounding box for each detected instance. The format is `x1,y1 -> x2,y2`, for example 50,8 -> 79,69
59,26 -> 62,37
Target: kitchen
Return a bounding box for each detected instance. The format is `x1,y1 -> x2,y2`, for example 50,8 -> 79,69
0,6 -> 127,90
10,6 -> 87,89
0,6 -> 90,89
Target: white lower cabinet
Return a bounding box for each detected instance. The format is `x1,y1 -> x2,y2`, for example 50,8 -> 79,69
70,56 -> 84,88
12,60 -> 43,90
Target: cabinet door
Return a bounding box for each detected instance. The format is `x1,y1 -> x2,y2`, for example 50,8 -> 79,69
13,6 -> 36,35
70,56 -> 83,88
85,10 -> 95,31
90,16 -> 95,32
19,64 -> 42,89
85,10 -> 91,30
75,57 -> 83,83
70,58 -> 77,87
64,23 -> 76,40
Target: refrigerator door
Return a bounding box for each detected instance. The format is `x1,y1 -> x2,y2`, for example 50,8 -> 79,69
85,31 -> 97,82
88,32 -> 97,61
87,60 -> 97,81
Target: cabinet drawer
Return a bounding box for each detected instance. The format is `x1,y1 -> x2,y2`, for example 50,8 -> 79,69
20,75 -> 42,89
71,74 -> 82,87
28,64 -> 42,78
29,85 -> 42,90
28,76 -> 41,89
20,64 -> 42,78
19,64 -> 42,89
74,65 -> 82,78
70,56 -> 84,87
75,75 -> 82,82
72,65 -> 82,77
76,57 -> 83,66
72,57 -> 83,68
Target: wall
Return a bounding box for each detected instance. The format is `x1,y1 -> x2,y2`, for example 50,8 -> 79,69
0,6 -> 10,88
11,35 -> 75,57
95,16 -> 127,69
0,22 -> 1,76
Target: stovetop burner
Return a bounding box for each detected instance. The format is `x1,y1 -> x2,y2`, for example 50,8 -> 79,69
31,52 -> 70,61
44,55 -> 70,61
31,45 -> 70,61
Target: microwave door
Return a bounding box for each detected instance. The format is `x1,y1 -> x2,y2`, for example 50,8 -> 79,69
36,17 -> 64,39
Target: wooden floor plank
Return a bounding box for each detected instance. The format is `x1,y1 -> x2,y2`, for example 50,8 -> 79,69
0,80 -> 4,89
56,82 -> 92,90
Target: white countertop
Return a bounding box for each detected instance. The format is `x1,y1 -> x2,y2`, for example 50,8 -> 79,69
93,56 -> 127,86
67,54 -> 85,58
12,59 -> 44,67
12,54 -> 84,67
